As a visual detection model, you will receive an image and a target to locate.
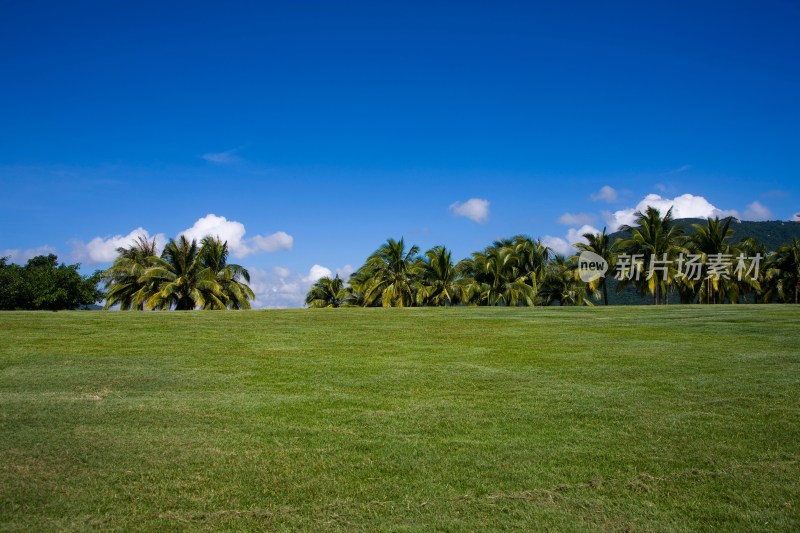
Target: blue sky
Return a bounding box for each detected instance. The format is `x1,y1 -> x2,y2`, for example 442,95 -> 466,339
1,1 -> 798,306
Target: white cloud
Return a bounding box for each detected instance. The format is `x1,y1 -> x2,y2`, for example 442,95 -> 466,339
666,164 -> 692,175
590,185 -> 618,203
449,198 -> 489,223
248,267 -> 305,309
200,148 -> 241,164
71,228 -> 166,264
743,201 -> 773,221
542,224 -> 600,258
604,193 -> 739,232
303,264 -> 333,283
1,245 -> 58,264
251,231 -> 293,253
336,264 -> 354,279
248,263 -> 351,308
541,236 -> 573,257
273,266 -> 291,278
558,212 -> 596,226
180,214 -> 293,258
566,225 -> 601,246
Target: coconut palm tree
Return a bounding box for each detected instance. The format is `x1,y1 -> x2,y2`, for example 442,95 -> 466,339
305,275 -> 347,308
416,246 -> 460,306
574,227 -> 614,305
198,236 -> 254,309
540,255 -> 591,306
103,235 -> 159,310
615,206 -> 685,305
458,246 -> 535,306
512,236 -> 551,298
765,237 -> 800,304
361,238 -> 422,307
688,217 -> 735,304
138,236 -> 225,310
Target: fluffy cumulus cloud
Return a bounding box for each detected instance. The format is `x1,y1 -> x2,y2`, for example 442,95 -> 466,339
71,228 -> 166,264
541,236 -> 573,257
543,224 -> 601,257
303,264 -> 333,283
590,185 -> 618,203
566,225 -> 601,245
70,214 -> 292,264
180,214 -> 293,258
603,193 -> 739,232
558,212 -> 596,226
1,245 -> 58,264
743,201 -> 773,221
449,198 -> 489,223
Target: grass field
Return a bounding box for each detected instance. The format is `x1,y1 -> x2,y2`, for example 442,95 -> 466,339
1,306 -> 799,531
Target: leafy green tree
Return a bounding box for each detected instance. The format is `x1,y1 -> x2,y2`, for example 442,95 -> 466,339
416,246 -> 459,306
305,275 -> 347,308
0,254 -> 103,310
574,227 -> 614,305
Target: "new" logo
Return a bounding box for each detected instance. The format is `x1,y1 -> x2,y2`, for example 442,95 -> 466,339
577,251 -> 608,283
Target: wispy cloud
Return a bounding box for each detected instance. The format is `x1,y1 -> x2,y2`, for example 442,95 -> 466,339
2,245 -> 58,264
743,201 -> 773,221
558,212 -> 596,226
665,164 -> 692,175
762,189 -> 789,199
200,147 -> 242,164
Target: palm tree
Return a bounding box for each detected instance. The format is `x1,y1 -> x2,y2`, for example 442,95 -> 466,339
765,237 -> 800,304
361,238 -> 422,307
138,236 -> 229,310
616,206 -> 685,305
540,255 -> 591,306
416,246 -> 460,306
737,237 -> 766,303
458,246 -> 535,306
305,275 -> 347,308
103,235 -> 159,310
198,236 -> 254,309
574,227 -> 614,305
688,217 -> 735,304
512,236 -> 551,298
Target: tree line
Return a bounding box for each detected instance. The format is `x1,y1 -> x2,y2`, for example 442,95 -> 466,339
306,207 -> 800,307
2,206 -> 798,310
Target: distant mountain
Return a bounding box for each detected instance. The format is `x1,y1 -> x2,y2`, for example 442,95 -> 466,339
608,218 -> 800,252
598,218 -> 800,306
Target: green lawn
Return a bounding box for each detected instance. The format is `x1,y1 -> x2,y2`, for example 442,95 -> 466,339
1,306 -> 799,531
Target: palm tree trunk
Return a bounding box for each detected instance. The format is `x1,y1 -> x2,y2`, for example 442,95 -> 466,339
602,281 -> 608,306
